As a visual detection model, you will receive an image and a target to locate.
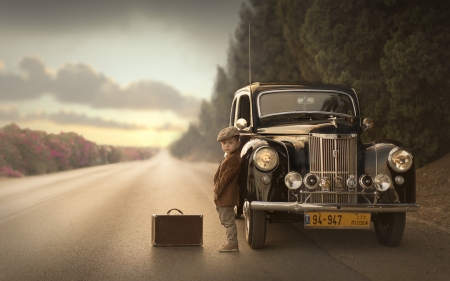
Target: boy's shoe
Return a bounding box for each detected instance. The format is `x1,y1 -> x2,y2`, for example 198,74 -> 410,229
218,242 -> 239,252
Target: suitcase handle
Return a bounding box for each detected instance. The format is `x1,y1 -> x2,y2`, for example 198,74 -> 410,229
167,208 -> 183,215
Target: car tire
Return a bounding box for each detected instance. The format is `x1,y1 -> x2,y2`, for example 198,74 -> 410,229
244,201 -> 266,249
373,212 -> 406,247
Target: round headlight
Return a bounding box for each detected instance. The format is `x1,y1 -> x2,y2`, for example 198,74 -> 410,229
253,147 -> 279,171
388,148 -> 413,172
304,173 -> 318,190
285,171 -> 302,190
374,174 -> 391,192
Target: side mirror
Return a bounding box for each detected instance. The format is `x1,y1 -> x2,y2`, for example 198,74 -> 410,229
363,118 -> 373,131
236,118 -> 248,130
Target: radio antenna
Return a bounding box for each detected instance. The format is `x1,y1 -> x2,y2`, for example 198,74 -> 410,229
248,22 -> 251,86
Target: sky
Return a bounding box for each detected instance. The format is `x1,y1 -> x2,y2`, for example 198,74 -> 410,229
0,0 -> 245,147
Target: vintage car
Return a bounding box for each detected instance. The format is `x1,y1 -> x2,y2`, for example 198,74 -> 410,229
231,82 -> 419,248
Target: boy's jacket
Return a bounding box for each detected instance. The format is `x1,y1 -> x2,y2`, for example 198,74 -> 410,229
214,150 -> 241,207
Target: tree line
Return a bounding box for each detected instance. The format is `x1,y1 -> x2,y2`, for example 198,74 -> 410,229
170,0 -> 450,168
0,123 -> 156,177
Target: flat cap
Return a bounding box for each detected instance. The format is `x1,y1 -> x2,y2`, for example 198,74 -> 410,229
217,126 -> 239,142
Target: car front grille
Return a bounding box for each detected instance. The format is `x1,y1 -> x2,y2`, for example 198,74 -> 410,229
307,133 -> 357,203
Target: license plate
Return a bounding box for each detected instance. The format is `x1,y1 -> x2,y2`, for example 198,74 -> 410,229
304,212 -> 371,229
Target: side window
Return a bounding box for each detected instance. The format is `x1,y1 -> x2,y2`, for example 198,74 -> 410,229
230,99 -> 237,126
237,95 -> 251,126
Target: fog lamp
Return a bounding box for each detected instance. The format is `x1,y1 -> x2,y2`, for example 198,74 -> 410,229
304,173 -> 318,190
359,174 -> 373,190
374,174 -> 391,192
395,176 -> 405,185
284,172 -> 302,190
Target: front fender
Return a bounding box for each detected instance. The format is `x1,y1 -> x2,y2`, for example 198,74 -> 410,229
359,139 -> 416,203
239,138 -> 289,202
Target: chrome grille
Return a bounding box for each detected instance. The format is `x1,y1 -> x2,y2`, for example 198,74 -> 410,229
308,133 -> 357,203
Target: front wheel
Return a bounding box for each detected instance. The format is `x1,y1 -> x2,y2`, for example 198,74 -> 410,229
373,212 -> 406,247
244,201 -> 266,249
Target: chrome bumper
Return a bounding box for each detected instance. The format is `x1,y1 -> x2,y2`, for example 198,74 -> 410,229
250,201 -> 419,213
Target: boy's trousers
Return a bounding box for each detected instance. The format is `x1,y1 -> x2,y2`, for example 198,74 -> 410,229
216,205 -> 238,245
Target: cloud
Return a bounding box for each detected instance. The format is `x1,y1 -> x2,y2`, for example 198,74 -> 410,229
0,57 -> 50,100
0,1 -> 244,44
0,108 -> 147,131
0,56 -> 200,117
48,111 -> 148,130
0,107 -> 20,120
152,122 -> 186,132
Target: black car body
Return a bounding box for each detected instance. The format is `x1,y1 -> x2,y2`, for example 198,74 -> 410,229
230,82 -> 419,248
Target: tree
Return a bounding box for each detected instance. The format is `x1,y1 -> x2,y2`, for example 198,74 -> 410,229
379,1 -> 450,166
170,0 -> 450,167
170,0 -> 302,161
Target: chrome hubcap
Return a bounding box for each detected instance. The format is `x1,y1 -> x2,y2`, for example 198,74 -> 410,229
243,201 -> 250,232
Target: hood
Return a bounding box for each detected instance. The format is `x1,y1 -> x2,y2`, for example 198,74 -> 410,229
257,120 -> 358,136
309,122 -> 358,135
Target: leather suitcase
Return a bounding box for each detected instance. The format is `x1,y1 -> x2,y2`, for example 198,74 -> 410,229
152,208 -> 203,246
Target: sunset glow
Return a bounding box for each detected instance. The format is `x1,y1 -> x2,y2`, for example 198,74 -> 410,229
0,0 -> 244,147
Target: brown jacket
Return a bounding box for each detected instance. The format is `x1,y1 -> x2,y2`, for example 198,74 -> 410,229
213,150 -> 241,207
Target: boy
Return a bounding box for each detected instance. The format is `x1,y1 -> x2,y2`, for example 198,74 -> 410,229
214,126 -> 241,252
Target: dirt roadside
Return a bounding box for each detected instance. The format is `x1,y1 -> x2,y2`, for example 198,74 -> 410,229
408,153 -> 450,233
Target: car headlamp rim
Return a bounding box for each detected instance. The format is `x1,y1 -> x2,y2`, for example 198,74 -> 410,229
284,171 -> 303,190
388,147 -> 413,172
253,146 -> 279,172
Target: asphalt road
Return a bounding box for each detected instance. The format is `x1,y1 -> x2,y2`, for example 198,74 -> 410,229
0,151 -> 449,281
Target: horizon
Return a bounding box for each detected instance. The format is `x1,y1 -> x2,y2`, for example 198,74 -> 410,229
0,0 -> 246,148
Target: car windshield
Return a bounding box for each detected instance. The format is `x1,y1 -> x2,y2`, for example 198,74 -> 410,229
259,91 -> 355,117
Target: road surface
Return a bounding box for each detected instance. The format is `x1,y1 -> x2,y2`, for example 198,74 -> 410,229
0,151 -> 449,280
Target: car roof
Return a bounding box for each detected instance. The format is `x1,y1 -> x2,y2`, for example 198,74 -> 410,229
235,82 -> 358,100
